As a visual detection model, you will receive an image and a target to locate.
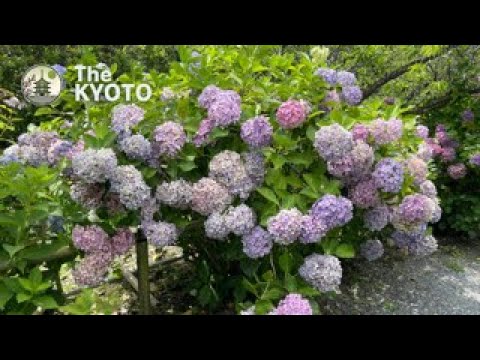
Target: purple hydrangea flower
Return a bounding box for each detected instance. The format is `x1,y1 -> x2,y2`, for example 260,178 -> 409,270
193,118 -> 216,147
109,165 -> 151,210
408,234 -> 438,256
119,134 -> 152,162
242,151 -> 265,187
417,142 -> 434,161
372,158 -> 404,193
341,86 -> 363,105
352,124 -> 370,142
349,178 -> 380,209
52,64 -> 67,76
47,139 -> 73,165
299,254 -> 342,292
447,163 -> 467,179
71,148 -> 117,184
360,239 -> 384,261
440,147 -> 456,163
152,121 -> 187,158
350,141 -> 375,178
276,100 -> 309,129
270,294 -> 313,315
204,212 -> 230,241
156,179 -> 193,210
111,228 -> 135,256
310,195 -> 353,229
141,221 -> 178,248
209,150 -> 254,199
72,251 -> 113,287
416,125 -> 429,139
241,226 -> 273,259
190,178 -> 233,215
72,225 -> 110,254
419,180 -> 437,198
364,205 -> 391,231
314,123 -> 354,162
207,90 -> 242,127
240,116 -> 273,148
469,153 -> 480,167
327,155 -> 354,178
267,208 -> 303,245
321,90 -> 341,112
370,118 -> 403,145
462,109 -> 474,122
111,104 -> 145,139
224,204 -> 256,236
405,156 -> 428,185
299,215 -> 328,244
396,194 -> 433,225
198,85 -> 221,109
70,182 -> 104,209
336,71 -> 356,86
315,68 -> 337,85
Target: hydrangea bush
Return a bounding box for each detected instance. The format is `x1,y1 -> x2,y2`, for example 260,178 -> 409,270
1,46 -> 441,315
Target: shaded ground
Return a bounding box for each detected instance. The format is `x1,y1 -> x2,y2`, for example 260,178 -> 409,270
318,238 -> 480,315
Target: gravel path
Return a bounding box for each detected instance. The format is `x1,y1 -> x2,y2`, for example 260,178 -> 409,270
319,238 -> 480,315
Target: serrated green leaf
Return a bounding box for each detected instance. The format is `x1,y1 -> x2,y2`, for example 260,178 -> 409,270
256,187 -> 279,205
335,243 -> 355,258
33,295 -> 58,310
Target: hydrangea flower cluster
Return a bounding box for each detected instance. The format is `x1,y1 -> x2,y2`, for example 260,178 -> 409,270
275,99 -> 310,129
352,124 -> 370,142
192,118 -> 216,147
156,179 -> 193,209
391,230 -> 438,257
240,116 -> 273,148
111,104 -> 145,139
299,215 -> 328,244
469,153 -> 480,167
267,208 -> 303,245
310,194 -> 353,229
372,158 -> 404,193
203,204 -> 257,241
208,150 -> 255,199
207,89 -> 242,127
241,226 -> 273,259
190,177 -> 233,216
315,68 -> 363,105
369,118 -> 403,145
299,254 -> 342,292
461,109 -> 474,123
110,165 -> 151,210
269,294 -> 313,315
141,221 -> 178,248
360,239 -> 384,261
349,178 -> 380,209
152,121 -> 187,158
72,148 -> 118,184
314,123 -> 354,162
447,163 -> 467,179
341,86 -> 363,105
315,68 -> 337,85
242,151 -> 266,187
405,156 -> 428,185
416,125 -> 429,139
119,134 -> 152,162
70,182 -> 104,209
364,205 -> 391,231
419,180 -> 437,198
72,226 -> 135,286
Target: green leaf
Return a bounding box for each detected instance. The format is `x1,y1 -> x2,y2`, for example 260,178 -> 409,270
335,243 -> 355,258
34,107 -> 55,116
178,161 -> 197,172
242,278 -> 258,297
261,288 -> 285,302
297,286 -> 320,297
198,286 -> 212,306
284,273 -> 297,292
33,295 -> 58,310
16,292 -> 32,303
29,267 -> 42,286
279,252 -> 293,274
0,283 -> 13,310
256,187 -> 279,205
3,244 -> 25,258
18,278 -> 34,292
254,299 -> 274,315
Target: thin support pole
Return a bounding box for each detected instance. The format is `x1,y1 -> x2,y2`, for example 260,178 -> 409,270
136,233 -> 152,315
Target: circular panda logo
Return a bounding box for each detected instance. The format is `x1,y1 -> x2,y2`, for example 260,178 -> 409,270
21,65 -> 64,106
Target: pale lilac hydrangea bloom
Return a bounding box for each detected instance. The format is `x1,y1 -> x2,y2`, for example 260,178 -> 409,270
204,212 -> 230,241
447,163 -> 467,179
241,226 -> 273,259
314,124 -> 354,162
111,228 -> 135,256
408,235 -> 438,256
419,180 -> 437,198
207,90 -> 242,127
242,151 -> 265,187
372,158 -> 404,193
315,68 -> 337,85
299,254 -> 342,292
310,195 -> 353,229
109,165 -> 151,210
240,116 -> 273,148
267,208 -> 303,245
416,125 -> 429,139
72,251 -> 113,287
111,104 -> 145,139
152,121 -> 187,158
369,118 -> 403,145
349,179 -> 380,209
119,134 -> 152,161
224,204 -> 256,236
327,155 -> 354,178
352,124 -> 370,142
341,86 -> 363,105
462,109 -> 474,122
190,178 -> 233,216
336,71 -> 357,86
299,215 -> 328,244
156,179 -> 193,210
396,194 -> 433,225
72,148 -> 117,184
72,225 -> 110,254
70,182 -> 104,209
198,85 -> 221,109
193,118 -> 216,147
141,221 -> 178,248
405,156 -> 428,185
270,294 -> 313,315
364,205 -> 391,231
360,239 -> 384,261
469,153 -> 480,167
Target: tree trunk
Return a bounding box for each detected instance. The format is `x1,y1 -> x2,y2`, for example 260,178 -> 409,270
136,232 -> 152,315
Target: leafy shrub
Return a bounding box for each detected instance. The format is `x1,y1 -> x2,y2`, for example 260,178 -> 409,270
1,45 -> 442,314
